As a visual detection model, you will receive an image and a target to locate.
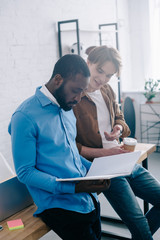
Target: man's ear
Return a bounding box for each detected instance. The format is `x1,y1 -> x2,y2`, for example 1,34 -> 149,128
54,74 -> 63,88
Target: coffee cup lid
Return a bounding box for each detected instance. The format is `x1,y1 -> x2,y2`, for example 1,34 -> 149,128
123,137 -> 137,145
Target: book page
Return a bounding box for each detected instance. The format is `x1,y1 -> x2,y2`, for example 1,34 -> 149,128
56,151 -> 141,182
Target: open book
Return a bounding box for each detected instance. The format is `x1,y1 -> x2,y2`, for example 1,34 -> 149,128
56,151 -> 141,182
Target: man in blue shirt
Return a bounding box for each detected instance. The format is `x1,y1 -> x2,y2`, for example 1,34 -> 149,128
8,54 -> 109,240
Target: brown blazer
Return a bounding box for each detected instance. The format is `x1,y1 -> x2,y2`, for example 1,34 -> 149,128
73,84 -> 131,153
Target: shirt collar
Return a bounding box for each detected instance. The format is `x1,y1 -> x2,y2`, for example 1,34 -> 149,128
35,86 -> 60,108
40,85 -> 60,107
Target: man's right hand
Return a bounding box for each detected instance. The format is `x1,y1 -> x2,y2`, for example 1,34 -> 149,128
75,179 -> 110,193
103,145 -> 129,156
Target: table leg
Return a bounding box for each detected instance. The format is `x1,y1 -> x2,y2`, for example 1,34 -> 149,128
142,158 -> 149,214
142,157 -> 148,170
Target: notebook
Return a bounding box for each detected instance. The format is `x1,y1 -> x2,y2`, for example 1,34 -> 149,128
56,151 -> 141,182
0,176 -> 33,221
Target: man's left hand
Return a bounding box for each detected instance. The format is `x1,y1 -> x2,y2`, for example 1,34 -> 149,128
104,125 -> 122,141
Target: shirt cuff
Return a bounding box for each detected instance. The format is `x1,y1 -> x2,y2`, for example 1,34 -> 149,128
55,181 -> 75,194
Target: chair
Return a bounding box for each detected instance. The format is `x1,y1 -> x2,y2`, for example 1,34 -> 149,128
123,97 -> 136,138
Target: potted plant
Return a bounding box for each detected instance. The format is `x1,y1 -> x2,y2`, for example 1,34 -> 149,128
143,78 -> 160,103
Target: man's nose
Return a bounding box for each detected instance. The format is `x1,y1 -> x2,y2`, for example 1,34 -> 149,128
100,76 -> 106,85
103,75 -> 109,84
101,72 -> 108,81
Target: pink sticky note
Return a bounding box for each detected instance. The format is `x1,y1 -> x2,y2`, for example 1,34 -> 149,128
7,218 -> 24,230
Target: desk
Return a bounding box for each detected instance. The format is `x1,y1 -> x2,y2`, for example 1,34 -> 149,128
101,142 -> 156,240
136,143 -> 156,169
0,144 -> 156,240
0,204 -> 50,240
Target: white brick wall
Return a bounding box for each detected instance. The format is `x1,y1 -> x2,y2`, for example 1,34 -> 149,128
0,0 -> 118,178
0,0 -> 152,180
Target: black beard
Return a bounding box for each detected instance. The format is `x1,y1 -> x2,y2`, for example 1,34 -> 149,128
53,85 -> 72,111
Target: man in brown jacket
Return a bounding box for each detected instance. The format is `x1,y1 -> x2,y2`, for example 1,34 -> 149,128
73,46 -> 160,239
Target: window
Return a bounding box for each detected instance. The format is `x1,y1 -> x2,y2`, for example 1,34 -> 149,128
149,0 -> 160,79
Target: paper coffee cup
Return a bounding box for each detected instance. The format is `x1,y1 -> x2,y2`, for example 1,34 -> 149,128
123,137 -> 137,151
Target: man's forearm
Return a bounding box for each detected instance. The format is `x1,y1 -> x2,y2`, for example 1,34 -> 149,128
80,145 -> 128,160
80,145 -> 112,160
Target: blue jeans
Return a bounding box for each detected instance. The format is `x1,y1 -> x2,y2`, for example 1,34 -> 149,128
103,164 -> 160,240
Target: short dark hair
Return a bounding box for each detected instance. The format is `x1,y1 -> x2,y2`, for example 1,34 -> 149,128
51,54 -> 90,80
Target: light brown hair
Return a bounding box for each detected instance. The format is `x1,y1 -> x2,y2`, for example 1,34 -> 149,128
87,45 -> 122,77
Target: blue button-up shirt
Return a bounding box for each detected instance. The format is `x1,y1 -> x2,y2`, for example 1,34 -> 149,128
8,87 -> 97,215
